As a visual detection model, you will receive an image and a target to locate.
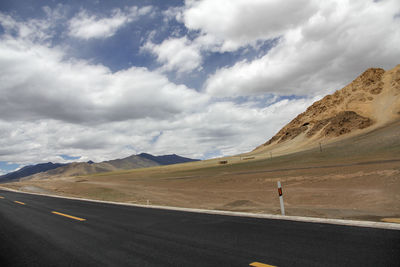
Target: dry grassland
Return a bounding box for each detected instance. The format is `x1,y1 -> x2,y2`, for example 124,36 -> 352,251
4,121 -> 400,222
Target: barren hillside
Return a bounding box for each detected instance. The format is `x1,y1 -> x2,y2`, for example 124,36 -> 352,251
252,64 -> 400,156
23,154 -> 198,180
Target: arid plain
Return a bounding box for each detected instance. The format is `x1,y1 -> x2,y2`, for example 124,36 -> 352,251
4,120 -> 400,222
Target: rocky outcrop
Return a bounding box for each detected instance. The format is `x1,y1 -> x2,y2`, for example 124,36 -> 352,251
257,65 -> 400,150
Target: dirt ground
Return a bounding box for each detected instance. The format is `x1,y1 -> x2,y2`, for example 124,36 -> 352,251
4,159 -> 400,222
3,121 -> 400,223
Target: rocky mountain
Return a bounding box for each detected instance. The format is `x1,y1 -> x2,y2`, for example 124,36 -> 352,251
4,153 -> 200,181
252,64 -> 400,155
0,162 -> 66,182
138,153 -> 199,165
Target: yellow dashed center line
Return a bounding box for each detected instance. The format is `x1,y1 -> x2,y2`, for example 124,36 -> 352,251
250,262 -> 277,267
14,201 -> 25,205
52,211 -> 86,221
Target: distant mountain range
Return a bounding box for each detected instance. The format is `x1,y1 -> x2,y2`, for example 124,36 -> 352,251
138,153 -> 199,165
0,153 -> 199,182
0,162 -> 66,182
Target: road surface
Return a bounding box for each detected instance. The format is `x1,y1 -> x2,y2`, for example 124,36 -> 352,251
0,189 -> 399,266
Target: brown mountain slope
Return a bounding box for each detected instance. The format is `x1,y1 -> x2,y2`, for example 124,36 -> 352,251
22,154 -> 199,180
252,64 -> 400,156
24,155 -> 160,180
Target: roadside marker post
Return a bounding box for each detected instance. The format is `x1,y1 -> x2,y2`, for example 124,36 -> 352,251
277,181 -> 285,215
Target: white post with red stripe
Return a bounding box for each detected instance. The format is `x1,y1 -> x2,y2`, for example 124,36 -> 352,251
277,181 -> 285,215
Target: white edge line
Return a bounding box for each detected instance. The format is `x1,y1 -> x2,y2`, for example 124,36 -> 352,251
1,186 -> 399,230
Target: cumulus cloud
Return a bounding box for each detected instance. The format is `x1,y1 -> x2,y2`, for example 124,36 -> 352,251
202,0 -> 400,97
0,9 -> 316,165
0,97 -> 316,165
142,36 -> 202,73
149,97 -> 316,158
0,34 -> 207,124
181,0 -> 317,52
153,0 -> 315,75
68,6 -> 152,39
0,6 -> 65,44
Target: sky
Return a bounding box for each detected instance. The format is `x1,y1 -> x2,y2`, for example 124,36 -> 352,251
0,0 -> 399,174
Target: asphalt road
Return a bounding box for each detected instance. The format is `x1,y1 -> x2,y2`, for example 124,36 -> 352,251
0,189 -> 399,267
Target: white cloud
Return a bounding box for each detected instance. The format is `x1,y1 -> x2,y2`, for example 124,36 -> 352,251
0,34 -> 207,124
152,0 -> 316,75
0,6 -> 64,44
1,11 -> 315,163
181,0 -> 317,52
0,96 -> 315,165
143,36 -> 202,73
163,6 -> 183,23
149,97 -> 316,158
203,0 -> 400,97
68,6 -> 152,40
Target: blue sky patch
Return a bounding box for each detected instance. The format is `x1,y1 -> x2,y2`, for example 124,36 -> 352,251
0,161 -> 20,175
60,154 -> 81,161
